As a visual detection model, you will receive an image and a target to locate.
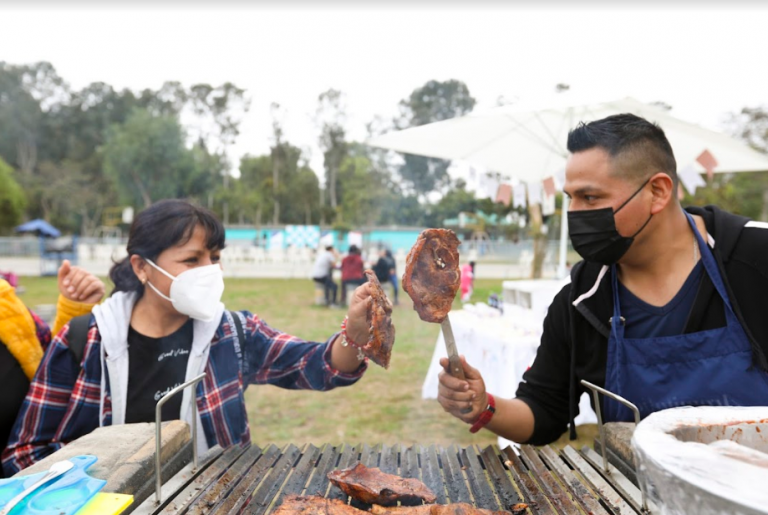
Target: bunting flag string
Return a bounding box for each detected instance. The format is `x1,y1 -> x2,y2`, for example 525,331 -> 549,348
677,163 -> 706,195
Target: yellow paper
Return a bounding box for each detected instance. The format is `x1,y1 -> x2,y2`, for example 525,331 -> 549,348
75,492 -> 133,515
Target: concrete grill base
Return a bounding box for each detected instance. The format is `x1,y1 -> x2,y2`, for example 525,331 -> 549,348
14,421 -> 192,510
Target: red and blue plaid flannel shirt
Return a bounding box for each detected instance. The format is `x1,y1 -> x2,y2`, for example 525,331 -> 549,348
30,310 -> 51,350
2,311 -> 366,476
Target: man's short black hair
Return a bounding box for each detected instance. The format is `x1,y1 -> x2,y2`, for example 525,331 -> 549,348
567,113 -> 678,187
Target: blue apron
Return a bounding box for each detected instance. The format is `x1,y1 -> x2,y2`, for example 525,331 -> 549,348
603,212 -> 768,422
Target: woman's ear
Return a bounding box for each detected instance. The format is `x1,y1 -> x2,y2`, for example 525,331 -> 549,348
649,172 -> 674,215
130,255 -> 147,285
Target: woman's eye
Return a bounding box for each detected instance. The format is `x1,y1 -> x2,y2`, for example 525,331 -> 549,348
184,258 -> 198,264
211,255 -> 221,263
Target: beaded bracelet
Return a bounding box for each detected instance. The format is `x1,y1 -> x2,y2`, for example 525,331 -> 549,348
340,316 -> 366,361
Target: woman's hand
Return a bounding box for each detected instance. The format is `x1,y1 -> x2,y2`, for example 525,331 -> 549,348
58,260 -> 105,304
330,282 -> 373,372
437,356 -> 487,424
345,282 -> 375,345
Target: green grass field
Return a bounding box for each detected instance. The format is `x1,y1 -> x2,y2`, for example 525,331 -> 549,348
15,275 -> 595,449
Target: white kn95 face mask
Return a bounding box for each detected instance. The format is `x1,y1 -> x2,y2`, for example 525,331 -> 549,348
144,258 -> 224,322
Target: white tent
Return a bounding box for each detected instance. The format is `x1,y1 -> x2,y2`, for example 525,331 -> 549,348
368,97 -> 768,277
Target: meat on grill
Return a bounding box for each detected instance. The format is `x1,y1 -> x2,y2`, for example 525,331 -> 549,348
370,504 -> 513,515
361,269 -> 395,369
328,463 -> 437,506
402,229 -> 461,324
272,495 -> 368,514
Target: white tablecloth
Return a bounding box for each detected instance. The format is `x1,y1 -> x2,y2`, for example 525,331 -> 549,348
422,307 -> 596,448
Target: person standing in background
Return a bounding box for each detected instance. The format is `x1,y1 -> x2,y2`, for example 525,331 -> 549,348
460,261 -> 475,302
312,245 -> 339,307
385,250 -> 399,306
373,249 -> 395,304
340,245 -> 366,306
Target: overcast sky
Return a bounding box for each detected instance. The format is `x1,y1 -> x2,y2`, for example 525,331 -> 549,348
2,2 -> 767,178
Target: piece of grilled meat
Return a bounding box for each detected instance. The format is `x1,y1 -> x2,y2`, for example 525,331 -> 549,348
361,269 -> 395,369
402,229 -> 461,324
272,495 -> 368,514
370,504 -> 513,514
328,463 -> 436,506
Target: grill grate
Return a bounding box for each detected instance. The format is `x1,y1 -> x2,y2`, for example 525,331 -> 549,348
132,443 -> 644,515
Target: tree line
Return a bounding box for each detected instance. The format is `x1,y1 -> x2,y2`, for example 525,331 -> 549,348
0,61 -> 766,237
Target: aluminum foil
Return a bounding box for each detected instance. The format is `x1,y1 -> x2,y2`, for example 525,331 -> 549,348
632,406 -> 768,515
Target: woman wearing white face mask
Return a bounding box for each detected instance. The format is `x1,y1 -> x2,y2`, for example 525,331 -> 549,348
2,199 -> 373,475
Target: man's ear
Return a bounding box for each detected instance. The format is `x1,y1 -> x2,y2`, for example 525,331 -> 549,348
649,172 -> 675,215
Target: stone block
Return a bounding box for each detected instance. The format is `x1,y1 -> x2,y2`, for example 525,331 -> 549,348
15,421 -> 191,499
603,421 -> 635,465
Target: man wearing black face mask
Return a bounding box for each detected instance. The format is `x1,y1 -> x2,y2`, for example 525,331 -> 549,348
437,113 -> 768,445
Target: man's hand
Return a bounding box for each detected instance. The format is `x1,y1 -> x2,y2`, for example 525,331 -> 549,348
58,260 -> 105,304
438,356 -> 488,424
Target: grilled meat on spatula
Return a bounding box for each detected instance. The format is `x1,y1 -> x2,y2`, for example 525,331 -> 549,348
402,229 -> 461,324
359,270 -> 395,369
272,495 -> 368,514
328,462 -> 436,506
371,505 -> 514,515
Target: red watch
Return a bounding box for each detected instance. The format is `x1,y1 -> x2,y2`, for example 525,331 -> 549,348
469,393 -> 496,433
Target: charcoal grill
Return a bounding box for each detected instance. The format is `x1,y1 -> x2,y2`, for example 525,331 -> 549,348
129,441 -> 646,515
124,374 -> 651,514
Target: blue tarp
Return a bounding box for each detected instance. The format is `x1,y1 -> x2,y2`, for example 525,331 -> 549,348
14,219 -> 61,238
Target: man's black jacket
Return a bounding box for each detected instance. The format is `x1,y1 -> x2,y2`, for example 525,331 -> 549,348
515,205 -> 768,445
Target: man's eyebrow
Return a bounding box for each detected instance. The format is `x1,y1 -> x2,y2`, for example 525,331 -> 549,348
565,186 -> 604,196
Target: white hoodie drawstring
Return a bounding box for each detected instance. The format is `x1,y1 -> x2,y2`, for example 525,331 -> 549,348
572,265 -> 609,307
99,341 -> 106,427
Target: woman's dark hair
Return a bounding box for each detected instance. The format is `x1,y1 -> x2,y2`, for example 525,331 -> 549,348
109,199 -> 226,295
348,245 -> 359,254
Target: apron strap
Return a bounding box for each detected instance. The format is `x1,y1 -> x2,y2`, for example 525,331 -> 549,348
684,211 -> 736,315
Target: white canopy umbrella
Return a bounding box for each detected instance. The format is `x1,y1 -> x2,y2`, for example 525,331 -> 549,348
368,97 -> 768,181
368,97 -> 768,277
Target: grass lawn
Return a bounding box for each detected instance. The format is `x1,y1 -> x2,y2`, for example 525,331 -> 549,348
15,275 -> 596,449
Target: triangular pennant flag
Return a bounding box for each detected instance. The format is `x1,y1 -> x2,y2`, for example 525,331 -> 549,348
477,172 -> 500,200
527,182 -> 542,206
542,176 -> 556,197
696,149 -> 718,182
513,183 -> 527,208
496,184 -> 512,206
678,163 -> 706,195
542,191 -> 556,216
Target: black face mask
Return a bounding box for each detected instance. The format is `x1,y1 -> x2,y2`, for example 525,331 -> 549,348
567,179 -> 652,266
